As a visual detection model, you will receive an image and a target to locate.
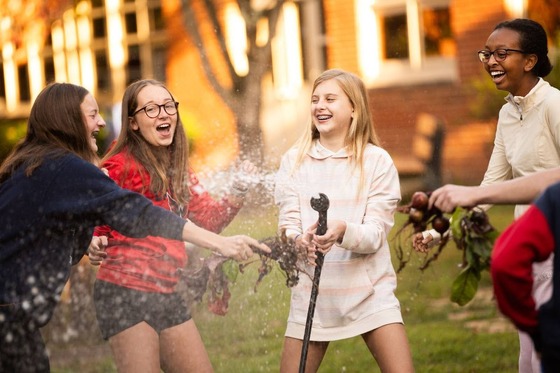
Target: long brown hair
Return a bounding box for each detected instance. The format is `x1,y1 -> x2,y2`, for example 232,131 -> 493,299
102,79 -> 190,204
0,83 -> 99,183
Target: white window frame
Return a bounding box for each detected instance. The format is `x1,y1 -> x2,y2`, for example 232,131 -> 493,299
356,0 -> 458,87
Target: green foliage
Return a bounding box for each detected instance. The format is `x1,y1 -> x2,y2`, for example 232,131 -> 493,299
466,73 -> 507,121
545,48 -> 560,89
447,208 -> 498,305
222,259 -> 239,282
0,119 -> 27,163
450,266 -> 481,306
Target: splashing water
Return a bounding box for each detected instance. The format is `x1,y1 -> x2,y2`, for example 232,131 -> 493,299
196,166 -> 278,203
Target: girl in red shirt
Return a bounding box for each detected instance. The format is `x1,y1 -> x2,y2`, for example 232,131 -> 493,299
90,79 -> 256,372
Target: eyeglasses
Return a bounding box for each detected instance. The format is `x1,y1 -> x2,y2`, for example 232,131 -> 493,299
477,49 -> 526,63
133,101 -> 179,118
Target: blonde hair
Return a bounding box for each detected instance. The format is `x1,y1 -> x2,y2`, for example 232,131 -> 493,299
292,69 -> 381,188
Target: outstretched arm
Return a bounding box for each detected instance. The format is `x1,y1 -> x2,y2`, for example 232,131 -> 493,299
429,168 -> 560,213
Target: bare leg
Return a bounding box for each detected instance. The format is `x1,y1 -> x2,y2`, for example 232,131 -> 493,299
159,319 -> 213,373
280,336 -> 329,373
108,322 -> 160,373
362,323 -> 414,373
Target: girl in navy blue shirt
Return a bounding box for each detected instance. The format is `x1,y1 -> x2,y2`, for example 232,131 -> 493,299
0,82 -> 267,373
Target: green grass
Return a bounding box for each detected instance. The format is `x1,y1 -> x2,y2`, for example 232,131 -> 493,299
51,205 -> 520,372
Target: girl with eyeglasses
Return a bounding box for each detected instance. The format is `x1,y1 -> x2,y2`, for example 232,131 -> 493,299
88,79 -> 262,372
0,82 -> 268,372
414,18 -> 560,373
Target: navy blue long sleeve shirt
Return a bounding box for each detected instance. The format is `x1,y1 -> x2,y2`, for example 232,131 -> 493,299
0,153 -> 186,326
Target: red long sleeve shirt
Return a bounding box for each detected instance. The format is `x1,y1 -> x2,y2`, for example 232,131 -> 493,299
96,151 -> 241,293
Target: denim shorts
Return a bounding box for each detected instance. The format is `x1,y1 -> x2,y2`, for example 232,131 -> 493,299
93,280 -> 191,340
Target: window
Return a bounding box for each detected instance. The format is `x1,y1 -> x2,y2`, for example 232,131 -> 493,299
95,52 -> 110,91
422,5 -> 454,57
358,0 -> 457,86
126,45 -> 141,85
382,13 -> 409,59
122,0 -> 167,81
93,17 -> 106,39
17,64 -> 30,102
152,46 -> 166,82
44,57 -> 56,84
149,6 -> 164,32
125,12 -> 137,35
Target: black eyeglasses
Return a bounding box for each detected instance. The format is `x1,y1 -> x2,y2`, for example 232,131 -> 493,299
133,101 -> 179,118
477,49 -> 526,63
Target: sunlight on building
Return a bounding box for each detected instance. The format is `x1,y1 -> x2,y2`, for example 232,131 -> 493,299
52,20 -> 68,83
26,39 -> 43,101
271,2 -> 303,99
77,1 -> 95,93
106,0 -> 125,69
2,40 -> 16,111
357,0 -> 381,80
225,3 -> 249,77
63,9 -> 81,85
505,0 -> 528,18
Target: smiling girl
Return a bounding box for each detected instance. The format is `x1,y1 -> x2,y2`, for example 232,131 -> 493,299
90,79 -> 260,372
414,19 -> 560,373
275,69 -> 414,372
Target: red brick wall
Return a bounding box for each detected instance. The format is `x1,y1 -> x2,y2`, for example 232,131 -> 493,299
368,83 -> 496,185
322,0 -> 359,73
452,0 -> 508,82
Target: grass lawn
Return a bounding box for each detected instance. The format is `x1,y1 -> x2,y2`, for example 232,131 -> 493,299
51,204 -> 520,372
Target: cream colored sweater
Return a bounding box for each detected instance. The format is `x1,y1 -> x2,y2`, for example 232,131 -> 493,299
274,140 -> 404,341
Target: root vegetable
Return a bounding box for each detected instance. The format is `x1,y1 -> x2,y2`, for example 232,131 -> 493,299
432,215 -> 450,234
410,191 -> 429,211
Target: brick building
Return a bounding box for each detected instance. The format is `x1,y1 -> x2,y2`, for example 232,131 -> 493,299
0,0 -> 551,186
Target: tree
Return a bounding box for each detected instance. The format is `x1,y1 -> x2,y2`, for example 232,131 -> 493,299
181,0 -> 286,164
0,0 -> 71,44
528,0 -> 560,44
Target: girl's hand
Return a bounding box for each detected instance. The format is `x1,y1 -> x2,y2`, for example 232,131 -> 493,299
305,220 -> 346,265
412,232 -> 434,253
88,236 -> 108,265
219,235 -> 271,262
429,184 -> 477,212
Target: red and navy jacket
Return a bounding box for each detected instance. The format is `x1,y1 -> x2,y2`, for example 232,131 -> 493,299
491,181 -> 560,370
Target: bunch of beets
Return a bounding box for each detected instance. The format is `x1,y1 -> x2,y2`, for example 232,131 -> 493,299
394,190 -> 499,306
399,191 -> 450,235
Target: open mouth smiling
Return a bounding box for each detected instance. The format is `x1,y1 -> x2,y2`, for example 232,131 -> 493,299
157,124 -> 171,132
490,71 -> 505,79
